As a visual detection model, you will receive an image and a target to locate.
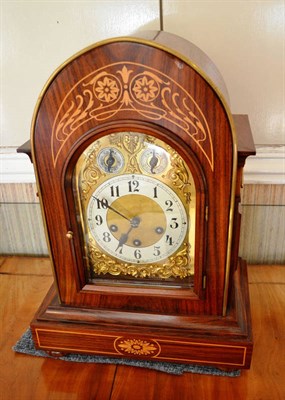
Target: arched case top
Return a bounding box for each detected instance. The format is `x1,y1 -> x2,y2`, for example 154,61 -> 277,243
32,31 -> 237,316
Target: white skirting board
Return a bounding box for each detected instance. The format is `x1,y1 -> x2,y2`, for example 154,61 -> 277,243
244,145 -> 285,185
0,149 -> 36,183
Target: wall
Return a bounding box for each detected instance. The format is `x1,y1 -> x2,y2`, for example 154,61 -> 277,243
2,1 -> 284,147
1,0 -> 284,263
1,0 -> 159,147
164,0 -> 284,146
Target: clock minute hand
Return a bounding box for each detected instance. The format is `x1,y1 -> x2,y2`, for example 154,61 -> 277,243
94,197 -> 131,222
108,204 -> 132,222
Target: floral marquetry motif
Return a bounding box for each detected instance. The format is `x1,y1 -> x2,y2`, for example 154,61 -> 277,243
114,337 -> 161,357
132,74 -> 160,102
94,75 -> 120,103
51,63 -> 213,169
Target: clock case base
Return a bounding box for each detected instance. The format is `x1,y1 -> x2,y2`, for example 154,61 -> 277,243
30,258 -> 253,370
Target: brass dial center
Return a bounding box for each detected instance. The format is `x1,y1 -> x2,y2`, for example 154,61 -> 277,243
107,194 -> 167,248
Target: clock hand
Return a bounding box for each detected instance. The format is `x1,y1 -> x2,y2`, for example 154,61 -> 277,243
93,196 -> 131,222
115,216 -> 141,252
115,226 -> 133,251
108,204 -> 132,222
149,150 -> 159,174
105,150 -> 115,172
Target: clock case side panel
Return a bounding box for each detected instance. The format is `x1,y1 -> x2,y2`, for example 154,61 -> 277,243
133,31 -> 239,316
126,32 -> 238,316
62,122 -> 209,309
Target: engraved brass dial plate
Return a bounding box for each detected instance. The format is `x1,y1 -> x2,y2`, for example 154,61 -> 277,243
73,131 -> 196,284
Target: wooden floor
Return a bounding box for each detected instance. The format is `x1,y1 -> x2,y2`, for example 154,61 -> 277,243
0,257 -> 284,400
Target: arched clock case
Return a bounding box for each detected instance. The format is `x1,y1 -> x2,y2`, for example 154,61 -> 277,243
20,31 -> 255,369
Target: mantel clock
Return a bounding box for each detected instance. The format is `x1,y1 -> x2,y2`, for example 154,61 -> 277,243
19,31 -> 255,370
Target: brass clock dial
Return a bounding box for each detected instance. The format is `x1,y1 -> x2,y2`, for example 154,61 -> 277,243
87,174 -> 188,264
74,131 -> 196,282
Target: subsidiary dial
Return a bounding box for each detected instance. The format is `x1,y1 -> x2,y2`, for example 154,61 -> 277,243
140,146 -> 169,174
87,174 -> 188,264
97,147 -> 124,173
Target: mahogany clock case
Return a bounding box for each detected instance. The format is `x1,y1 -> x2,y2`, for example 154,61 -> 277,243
18,31 -> 255,369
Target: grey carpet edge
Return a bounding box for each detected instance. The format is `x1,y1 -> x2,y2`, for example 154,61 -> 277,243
12,328 -> 240,377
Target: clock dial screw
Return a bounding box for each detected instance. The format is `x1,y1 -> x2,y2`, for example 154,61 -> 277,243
110,224 -> 118,232
155,227 -> 164,234
133,239 -> 142,247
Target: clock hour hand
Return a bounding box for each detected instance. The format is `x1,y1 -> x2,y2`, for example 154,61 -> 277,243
115,217 -> 141,252
115,226 -> 133,252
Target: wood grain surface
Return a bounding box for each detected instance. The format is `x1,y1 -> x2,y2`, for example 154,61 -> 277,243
0,257 -> 284,400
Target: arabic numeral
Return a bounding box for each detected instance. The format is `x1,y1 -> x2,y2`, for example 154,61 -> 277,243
170,217 -> 179,229
134,249 -> 142,259
116,246 -> 123,255
95,215 -> 103,225
110,185 -> 120,197
128,180 -> 140,192
166,235 -> 173,245
95,197 -> 108,209
165,200 -> 173,212
153,246 -> 161,256
103,232 -> 111,242
153,186 -> 158,198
